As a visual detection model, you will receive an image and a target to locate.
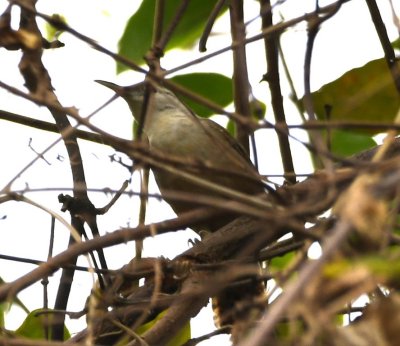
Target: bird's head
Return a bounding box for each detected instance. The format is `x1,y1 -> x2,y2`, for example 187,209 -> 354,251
95,80 -> 190,122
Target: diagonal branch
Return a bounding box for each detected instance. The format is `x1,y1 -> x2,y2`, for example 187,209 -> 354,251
365,0 -> 400,93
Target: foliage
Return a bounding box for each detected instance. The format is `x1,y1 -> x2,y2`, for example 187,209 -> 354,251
133,310 -> 190,346
0,1 -> 400,346
329,129 -> 376,157
117,0 -> 227,72
309,58 -> 400,130
15,309 -> 70,340
171,73 -> 233,117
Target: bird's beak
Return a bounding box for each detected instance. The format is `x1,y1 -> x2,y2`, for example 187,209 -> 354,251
95,80 -> 125,96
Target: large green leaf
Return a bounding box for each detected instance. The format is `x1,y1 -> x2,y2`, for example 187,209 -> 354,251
329,130 -> 376,157
306,58 -> 400,134
118,0 -> 227,72
15,309 -> 70,340
171,73 -> 233,117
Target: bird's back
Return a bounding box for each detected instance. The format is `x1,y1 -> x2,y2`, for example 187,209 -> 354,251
147,113 -> 265,232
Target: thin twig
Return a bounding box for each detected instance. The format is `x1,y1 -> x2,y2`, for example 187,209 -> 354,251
199,0 -> 227,52
156,0 -> 190,53
167,1 -> 351,76
238,220 -> 352,346
302,2 -> 342,170
365,0 -> 400,93
229,0 -> 251,154
260,0 -> 295,183
0,109 -> 105,144
11,0 -> 146,74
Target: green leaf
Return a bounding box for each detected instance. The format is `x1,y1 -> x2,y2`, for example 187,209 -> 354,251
15,309 -> 70,340
306,58 -> 400,134
329,130 -> 376,157
250,97 -> 266,120
0,303 -> 5,328
117,0 -> 227,72
324,249 -> 400,286
116,310 -> 191,346
227,119 -> 236,137
45,14 -> 67,41
392,37 -> 400,50
171,73 -> 233,117
0,277 -> 29,328
269,251 -> 295,272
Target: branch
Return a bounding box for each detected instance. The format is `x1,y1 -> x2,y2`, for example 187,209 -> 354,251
302,2 -> 343,170
0,109 -> 105,144
260,0 -> 295,183
69,216 -> 283,345
229,0 -> 251,153
0,207 -> 230,302
238,219 -> 353,346
199,0 -> 227,52
365,0 -> 400,93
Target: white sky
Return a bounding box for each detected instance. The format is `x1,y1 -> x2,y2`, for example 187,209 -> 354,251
0,0 -> 399,345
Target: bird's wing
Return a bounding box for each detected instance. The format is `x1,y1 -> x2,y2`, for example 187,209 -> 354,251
199,117 -> 256,169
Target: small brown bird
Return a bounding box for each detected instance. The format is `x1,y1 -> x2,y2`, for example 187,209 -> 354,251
97,79 -> 267,342
96,80 -> 267,232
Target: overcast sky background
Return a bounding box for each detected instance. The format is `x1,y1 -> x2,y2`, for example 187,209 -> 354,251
0,0 -> 399,344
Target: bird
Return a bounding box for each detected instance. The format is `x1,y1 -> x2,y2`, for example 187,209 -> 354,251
96,80 -> 267,233
96,79 -> 267,342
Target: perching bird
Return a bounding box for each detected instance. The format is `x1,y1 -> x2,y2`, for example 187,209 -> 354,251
97,79 -> 266,342
96,80 -> 266,233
